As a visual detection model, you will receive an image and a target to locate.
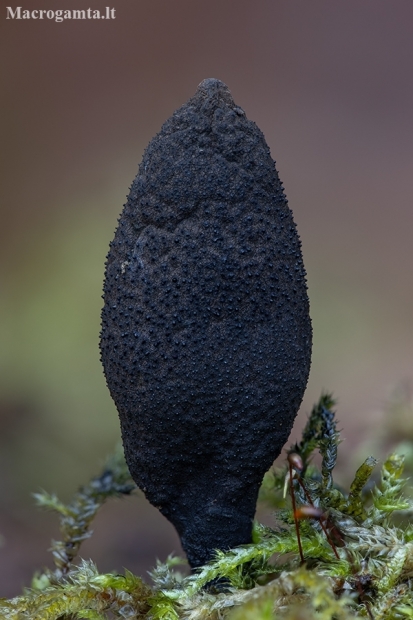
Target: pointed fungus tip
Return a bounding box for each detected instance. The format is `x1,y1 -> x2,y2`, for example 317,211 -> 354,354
195,78 -> 234,106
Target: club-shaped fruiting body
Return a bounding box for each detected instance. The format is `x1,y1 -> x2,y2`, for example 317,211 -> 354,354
100,79 -> 312,568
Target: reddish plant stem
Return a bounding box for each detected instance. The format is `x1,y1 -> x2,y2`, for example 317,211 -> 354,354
294,476 -> 340,560
289,462 -> 304,563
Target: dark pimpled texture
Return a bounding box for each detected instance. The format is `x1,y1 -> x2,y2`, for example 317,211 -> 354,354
100,79 -> 312,568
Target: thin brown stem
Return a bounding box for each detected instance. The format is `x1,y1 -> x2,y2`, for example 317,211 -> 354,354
289,462 -> 304,563
294,476 -> 340,560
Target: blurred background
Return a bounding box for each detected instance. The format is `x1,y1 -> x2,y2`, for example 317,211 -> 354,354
1,0 -> 412,596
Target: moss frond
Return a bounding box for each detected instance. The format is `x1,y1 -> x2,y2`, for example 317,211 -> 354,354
346,456 -> 377,521
370,454 -> 412,521
0,560 -> 151,620
33,445 -> 136,583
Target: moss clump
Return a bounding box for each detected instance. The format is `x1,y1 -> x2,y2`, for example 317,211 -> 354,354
2,394 -> 413,619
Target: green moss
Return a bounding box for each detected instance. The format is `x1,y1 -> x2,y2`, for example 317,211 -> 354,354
2,394 -> 413,619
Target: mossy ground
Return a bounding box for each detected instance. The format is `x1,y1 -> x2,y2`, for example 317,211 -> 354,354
1,394 -> 413,620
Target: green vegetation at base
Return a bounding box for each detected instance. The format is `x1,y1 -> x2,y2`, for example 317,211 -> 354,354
1,394 -> 413,620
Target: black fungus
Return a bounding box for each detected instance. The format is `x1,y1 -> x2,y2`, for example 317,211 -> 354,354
100,79 -> 312,568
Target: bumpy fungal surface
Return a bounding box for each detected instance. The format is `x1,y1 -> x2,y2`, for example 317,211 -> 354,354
100,79 -> 312,568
